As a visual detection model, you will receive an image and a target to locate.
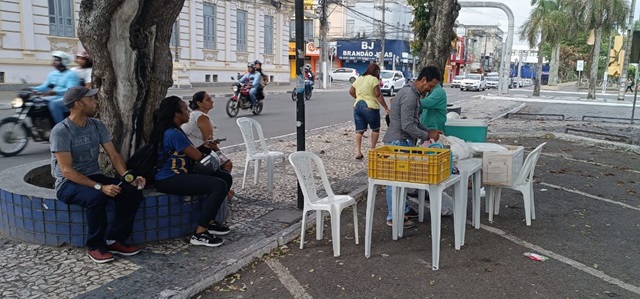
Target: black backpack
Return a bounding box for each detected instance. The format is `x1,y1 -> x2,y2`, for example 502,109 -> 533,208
126,143 -> 160,185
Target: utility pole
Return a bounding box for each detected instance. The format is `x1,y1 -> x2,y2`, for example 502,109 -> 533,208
617,0 -> 636,101
376,0 -> 387,69
319,0 -> 328,89
295,0 -> 305,209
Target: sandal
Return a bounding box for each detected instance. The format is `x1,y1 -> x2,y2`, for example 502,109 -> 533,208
355,154 -> 364,160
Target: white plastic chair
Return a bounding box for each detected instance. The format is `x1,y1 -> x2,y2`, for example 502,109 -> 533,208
486,142 -> 546,226
236,117 -> 286,194
289,151 -> 359,257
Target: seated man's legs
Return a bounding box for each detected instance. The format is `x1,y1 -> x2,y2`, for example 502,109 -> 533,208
249,86 -> 258,106
44,96 -> 69,124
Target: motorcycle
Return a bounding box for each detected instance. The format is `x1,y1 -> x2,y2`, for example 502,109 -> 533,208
226,76 -> 264,117
291,80 -> 313,101
0,90 -> 55,157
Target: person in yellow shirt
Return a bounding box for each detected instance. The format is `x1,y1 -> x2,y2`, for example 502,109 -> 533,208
349,63 -> 390,159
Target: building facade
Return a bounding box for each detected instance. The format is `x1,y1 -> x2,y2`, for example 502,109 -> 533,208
0,0 -> 292,85
462,25 -> 503,74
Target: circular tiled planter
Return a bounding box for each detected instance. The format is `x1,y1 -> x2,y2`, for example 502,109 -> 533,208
0,160 -> 200,247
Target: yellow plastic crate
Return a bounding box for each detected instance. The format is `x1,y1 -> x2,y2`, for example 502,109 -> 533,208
368,146 -> 451,184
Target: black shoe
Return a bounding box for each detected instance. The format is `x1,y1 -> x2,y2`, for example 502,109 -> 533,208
208,222 -> 231,236
405,208 -> 419,219
190,231 -> 224,247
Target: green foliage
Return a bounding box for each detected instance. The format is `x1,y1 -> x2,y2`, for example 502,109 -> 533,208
629,65 -> 636,80
407,0 -> 432,55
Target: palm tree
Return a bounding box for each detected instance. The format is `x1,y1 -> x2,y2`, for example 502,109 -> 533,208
568,0 -> 628,99
520,0 -> 570,96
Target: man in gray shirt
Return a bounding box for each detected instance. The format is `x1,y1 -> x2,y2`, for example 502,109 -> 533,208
51,86 -> 146,263
382,66 -> 443,228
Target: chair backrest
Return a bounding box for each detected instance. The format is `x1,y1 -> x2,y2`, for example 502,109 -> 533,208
513,142 -> 547,187
236,117 -> 270,156
288,151 -> 335,205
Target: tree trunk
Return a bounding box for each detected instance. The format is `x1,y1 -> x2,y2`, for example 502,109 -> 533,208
587,27 -> 603,99
77,0 -> 185,168
533,39 -> 544,97
548,43 -> 561,85
420,0 -> 460,73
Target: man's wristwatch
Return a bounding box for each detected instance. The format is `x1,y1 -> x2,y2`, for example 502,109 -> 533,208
93,183 -> 102,191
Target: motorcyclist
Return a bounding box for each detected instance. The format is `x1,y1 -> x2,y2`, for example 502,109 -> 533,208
238,62 -> 262,110
254,60 -> 269,101
303,64 -> 314,94
32,51 -> 80,124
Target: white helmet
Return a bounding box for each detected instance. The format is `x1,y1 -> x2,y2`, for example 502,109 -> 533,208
51,51 -> 71,67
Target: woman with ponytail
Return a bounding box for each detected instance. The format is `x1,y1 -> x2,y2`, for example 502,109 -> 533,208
151,96 -> 232,247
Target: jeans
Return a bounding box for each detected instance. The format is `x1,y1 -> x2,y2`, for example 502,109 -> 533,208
155,170 -> 232,229
249,86 -> 258,106
385,139 -> 415,221
353,101 -> 381,132
57,174 -> 143,250
44,95 -> 69,124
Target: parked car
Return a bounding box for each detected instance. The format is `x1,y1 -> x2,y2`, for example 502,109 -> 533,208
461,74 -> 486,91
379,70 -> 406,95
330,68 -> 359,83
486,76 -> 499,89
451,75 -> 465,88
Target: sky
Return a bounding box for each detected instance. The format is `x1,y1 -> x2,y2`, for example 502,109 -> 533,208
457,0 -> 640,46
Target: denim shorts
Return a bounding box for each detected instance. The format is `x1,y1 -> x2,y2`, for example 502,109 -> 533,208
353,100 -> 381,132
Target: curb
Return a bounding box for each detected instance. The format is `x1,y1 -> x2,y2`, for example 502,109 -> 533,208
482,95 -> 636,107
164,181 -> 370,299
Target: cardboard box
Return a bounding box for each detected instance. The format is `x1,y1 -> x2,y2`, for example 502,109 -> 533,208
482,145 -> 524,186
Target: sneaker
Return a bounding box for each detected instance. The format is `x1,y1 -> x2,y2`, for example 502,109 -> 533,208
386,219 -> 416,229
404,208 -> 419,218
106,241 -> 141,256
190,231 -> 224,247
208,222 -> 231,236
87,248 -> 114,263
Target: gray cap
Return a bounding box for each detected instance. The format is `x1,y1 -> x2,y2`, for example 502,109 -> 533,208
63,86 -> 98,107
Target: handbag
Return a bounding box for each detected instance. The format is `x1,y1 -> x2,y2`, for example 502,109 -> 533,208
192,151 -> 221,175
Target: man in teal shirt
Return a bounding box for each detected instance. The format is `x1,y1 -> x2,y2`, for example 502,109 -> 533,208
419,82 -> 447,132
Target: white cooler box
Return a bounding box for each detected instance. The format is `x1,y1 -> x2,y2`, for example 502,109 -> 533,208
482,145 -> 524,186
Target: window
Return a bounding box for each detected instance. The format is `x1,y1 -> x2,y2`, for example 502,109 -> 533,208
170,21 -> 179,47
346,20 -> 354,37
236,10 -> 247,52
304,19 -> 313,41
264,16 -> 274,54
49,0 -> 75,37
203,4 -> 216,49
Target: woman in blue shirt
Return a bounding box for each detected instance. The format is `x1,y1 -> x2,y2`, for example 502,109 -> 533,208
151,96 -> 232,247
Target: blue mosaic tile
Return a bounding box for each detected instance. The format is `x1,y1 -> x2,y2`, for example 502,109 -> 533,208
33,210 -> 44,221
133,221 -> 143,232
158,217 -> 169,229
69,204 -> 83,212
132,232 -> 144,244
44,210 -> 56,222
158,205 -> 169,217
21,196 -> 32,208
170,227 -> 182,238
0,189 -> 7,201
145,218 -> 157,230
145,230 -> 157,241
58,234 -> 71,246
145,207 -> 157,218
158,229 -> 169,240
16,229 -> 25,240
169,203 -> 181,214
157,194 -> 169,206
56,210 -> 70,223
22,207 -> 32,220
71,235 -> 85,247
34,234 -> 45,244
24,219 -> 34,230
42,198 -> 56,210
145,196 -> 157,207
71,224 -> 84,236
45,234 -> 57,246
34,221 -> 44,232
56,223 -> 70,235
181,213 -> 191,224
14,207 -> 23,219
70,211 -> 84,223
134,209 -> 144,221
9,227 -> 17,237
45,222 -> 57,234
7,193 -> 15,204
